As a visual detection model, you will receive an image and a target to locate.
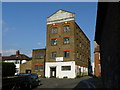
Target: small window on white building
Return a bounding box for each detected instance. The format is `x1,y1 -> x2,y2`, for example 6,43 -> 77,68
63,37 -> 70,44
51,52 -> 57,58
61,66 -> 71,71
51,28 -> 57,34
64,51 -> 70,58
15,60 -> 19,64
51,39 -> 57,45
64,26 -> 70,32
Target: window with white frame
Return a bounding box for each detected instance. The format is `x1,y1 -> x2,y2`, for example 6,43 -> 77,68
64,26 -> 70,32
51,27 -> 57,34
51,39 -> 57,45
63,37 -> 70,44
51,52 -> 57,58
64,51 -> 70,58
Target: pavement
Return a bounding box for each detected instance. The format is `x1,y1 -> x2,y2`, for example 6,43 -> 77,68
33,76 -> 100,89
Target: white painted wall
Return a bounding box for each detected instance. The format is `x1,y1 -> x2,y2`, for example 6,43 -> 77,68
47,10 -> 75,24
92,62 -> 94,75
45,61 -> 75,78
75,65 -> 88,76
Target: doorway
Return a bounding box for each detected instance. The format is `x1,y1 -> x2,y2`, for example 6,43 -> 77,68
50,67 -> 56,78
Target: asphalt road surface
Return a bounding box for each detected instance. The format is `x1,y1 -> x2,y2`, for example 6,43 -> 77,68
33,76 -> 99,89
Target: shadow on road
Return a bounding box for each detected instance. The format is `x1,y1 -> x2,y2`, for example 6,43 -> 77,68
73,77 -> 100,89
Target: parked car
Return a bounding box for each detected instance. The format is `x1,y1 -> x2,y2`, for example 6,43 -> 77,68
16,73 -> 41,89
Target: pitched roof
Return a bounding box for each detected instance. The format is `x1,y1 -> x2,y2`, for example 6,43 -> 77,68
2,50 -> 31,61
2,54 -> 30,61
47,9 -> 75,18
47,9 -> 75,24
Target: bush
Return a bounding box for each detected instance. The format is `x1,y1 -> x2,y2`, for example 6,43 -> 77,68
42,76 -> 46,78
2,62 -> 16,77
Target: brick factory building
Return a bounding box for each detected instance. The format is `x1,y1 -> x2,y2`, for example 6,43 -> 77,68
45,9 -> 90,78
20,9 -> 91,78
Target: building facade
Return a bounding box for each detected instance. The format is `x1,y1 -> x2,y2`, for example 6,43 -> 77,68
94,41 -> 101,77
2,50 -> 30,75
95,2 -> 120,88
31,49 -> 46,77
45,10 -> 90,78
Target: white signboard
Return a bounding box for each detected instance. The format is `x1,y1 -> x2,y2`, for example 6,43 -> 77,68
56,57 -> 63,61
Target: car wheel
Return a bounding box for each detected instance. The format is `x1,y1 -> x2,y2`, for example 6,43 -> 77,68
12,84 -> 21,90
28,84 -> 32,89
38,82 -> 41,86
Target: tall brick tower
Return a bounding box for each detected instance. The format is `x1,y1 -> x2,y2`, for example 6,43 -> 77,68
94,41 -> 101,77
45,9 -> 90,78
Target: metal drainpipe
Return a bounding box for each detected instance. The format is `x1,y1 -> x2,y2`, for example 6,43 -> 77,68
44,54 -> 46,77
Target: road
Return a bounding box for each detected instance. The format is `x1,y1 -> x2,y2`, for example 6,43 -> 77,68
33,76 -> 99,89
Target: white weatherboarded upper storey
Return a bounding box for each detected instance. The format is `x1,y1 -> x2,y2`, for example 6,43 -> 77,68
47,9 -> 75,25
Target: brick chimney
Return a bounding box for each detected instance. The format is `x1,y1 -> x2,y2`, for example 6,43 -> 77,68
16,50 -> 20,56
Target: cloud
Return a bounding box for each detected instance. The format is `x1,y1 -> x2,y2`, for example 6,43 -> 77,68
37,42 -> 41,46
3,49 -> 17,55
28,53 -> 32,57
2,20 -> 16,33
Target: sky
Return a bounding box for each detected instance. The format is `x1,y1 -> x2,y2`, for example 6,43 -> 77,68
2,2 -> 98,62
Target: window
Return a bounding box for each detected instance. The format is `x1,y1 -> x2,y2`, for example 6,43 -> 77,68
80,55 -> 82,59
64,51 -> 70,58
64,26 -> 70,32
40,53 -> 45,59
80,43 -> 81,47
61,66 -> 71,71
51,28 -> 57,34
35,65 -> 39,71
76,52 -> 79,59
39,65 -> 43,72
51,52 -> 57,58
34,53 -> 45,59
51,39 -> 57,45
15,60 -> 19,64
63,37 -> 70,44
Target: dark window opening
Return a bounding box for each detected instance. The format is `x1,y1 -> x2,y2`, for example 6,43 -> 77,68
63,37 -> 70,44
51,28 -> 57,34
51,39 -> 57,45
64,51 -> 70,58
61,66 -> 71,71
51,52 -> 57,58
64,26 -> 70,32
